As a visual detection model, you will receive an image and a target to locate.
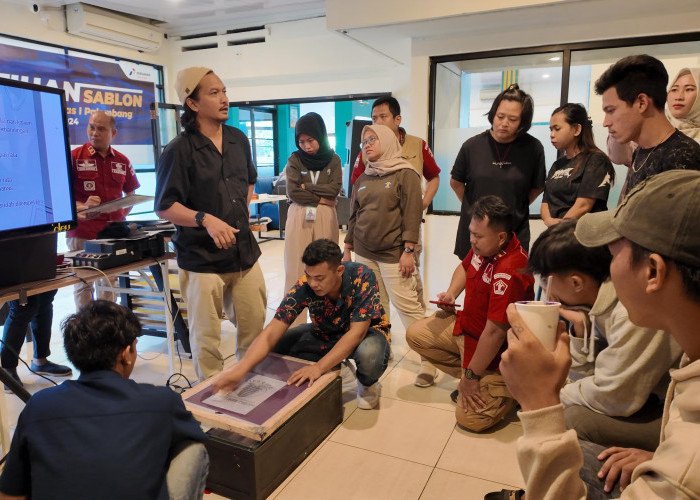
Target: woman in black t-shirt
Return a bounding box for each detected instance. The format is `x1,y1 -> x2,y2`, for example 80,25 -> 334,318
450,84 -> 545,259
541,103 -> 615,227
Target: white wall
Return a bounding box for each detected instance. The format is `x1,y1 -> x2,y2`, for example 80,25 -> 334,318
163,17 -> 411,106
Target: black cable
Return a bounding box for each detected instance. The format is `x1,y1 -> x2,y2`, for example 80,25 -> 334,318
152,257 -> 195,393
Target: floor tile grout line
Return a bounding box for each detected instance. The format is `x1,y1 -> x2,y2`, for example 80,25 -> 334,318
325,438 -> 445,469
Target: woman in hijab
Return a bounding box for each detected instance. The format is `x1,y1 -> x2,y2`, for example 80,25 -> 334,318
284,112 -> 342,300
344,124 -> 425,345
667,67 -> 700,141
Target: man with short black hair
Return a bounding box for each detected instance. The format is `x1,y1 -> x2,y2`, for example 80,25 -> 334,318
0,301 -> 208,500
595,54 -> 700,195
155,67 -> 267,381
407,195 -> 534,431
528,220 -> 681,451
497,170 -> 700,498
350,96 -> 441,210
212,239 -> 390,410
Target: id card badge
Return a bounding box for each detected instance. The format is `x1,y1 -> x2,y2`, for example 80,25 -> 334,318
305,206 -> 317,221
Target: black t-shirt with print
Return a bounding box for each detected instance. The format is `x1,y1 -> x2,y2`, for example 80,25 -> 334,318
543,151 -> 613,218
450,130 -> 545,259
625,130 -> 700,194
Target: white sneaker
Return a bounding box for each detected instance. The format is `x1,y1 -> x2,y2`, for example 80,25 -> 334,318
357,381 -> 381,409
414,360 -> 438,388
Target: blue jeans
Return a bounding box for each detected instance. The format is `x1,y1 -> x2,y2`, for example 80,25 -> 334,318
1,290 -> 57,369
272,324 -> 389,386
166,441 -> 209,500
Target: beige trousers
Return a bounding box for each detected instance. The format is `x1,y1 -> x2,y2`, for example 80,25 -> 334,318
406,310 -> 515,432
66,236 -> 116,310
355,254 -> 425,332
283,203 -> 339,293
284,203 -> 339,328
179,262 -> 267,381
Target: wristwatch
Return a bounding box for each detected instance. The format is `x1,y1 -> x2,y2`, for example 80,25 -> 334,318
463,368 -> 481,380
195,211 -> 207,227
403,247 -> 415,253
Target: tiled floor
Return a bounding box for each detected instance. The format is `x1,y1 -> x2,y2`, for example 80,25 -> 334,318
1,227 -> 541,500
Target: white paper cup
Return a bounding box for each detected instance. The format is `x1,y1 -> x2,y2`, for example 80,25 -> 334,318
514,301 -> 561,351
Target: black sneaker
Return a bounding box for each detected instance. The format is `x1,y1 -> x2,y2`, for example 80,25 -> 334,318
30,360 -> 72,377
3,368 -> 23,393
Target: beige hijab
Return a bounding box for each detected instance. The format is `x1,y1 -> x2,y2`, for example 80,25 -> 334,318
362,124 -> 419,177
667,67 -> 700,141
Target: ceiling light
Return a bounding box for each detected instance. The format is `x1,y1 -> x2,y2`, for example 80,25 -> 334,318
549,56 -> 561,61
542,74 -> 550,79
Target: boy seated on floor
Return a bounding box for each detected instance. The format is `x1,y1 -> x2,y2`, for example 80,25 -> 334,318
406,195 -> 534,432
491,170 -> 700,499
0,300 -> 209,500
527,220 -> 682,452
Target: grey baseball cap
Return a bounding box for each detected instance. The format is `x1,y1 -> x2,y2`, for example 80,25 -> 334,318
575,169 -> 700,268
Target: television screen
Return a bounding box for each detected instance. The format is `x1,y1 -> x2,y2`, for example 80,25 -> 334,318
0,77 -> 76,238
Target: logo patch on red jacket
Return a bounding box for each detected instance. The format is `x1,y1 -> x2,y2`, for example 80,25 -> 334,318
76,159 -> 97,172
493,279 -> 508,295
112,162 -> 126,175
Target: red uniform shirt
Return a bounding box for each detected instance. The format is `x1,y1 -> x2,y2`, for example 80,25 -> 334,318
68,143 -> 140,239
350,130 -> 441,184
454,235 -> 534,370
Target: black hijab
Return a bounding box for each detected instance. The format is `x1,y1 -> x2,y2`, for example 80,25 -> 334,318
294,112 -> 335,171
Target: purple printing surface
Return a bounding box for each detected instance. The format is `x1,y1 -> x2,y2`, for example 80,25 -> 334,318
185,355 -> 310,425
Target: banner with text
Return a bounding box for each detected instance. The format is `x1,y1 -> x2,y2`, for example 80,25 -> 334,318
0,42 -> 158,146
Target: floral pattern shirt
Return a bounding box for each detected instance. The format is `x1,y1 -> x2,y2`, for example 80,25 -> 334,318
274,262 -> 390,343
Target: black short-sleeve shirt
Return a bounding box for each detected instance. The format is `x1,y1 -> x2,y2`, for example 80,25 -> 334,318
543,151 -> 614,218
450,130 -> 545,260
154,125 -> 261,273
626,130 -> 700,194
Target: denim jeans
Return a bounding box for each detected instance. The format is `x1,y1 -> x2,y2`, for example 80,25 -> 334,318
166,441 -> 209,500
579,439 -> 622,499
272,324 -> 389,386
1,290 -> 57,369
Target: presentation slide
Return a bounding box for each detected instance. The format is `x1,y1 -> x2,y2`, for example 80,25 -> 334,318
0,84 -> 73,232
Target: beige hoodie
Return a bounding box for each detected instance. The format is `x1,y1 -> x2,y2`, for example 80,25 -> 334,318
516,355 -> 700,499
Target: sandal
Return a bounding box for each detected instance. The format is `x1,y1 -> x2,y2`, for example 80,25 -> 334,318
484,489 -> 525,500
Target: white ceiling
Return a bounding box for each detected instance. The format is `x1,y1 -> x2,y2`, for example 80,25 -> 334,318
32,0 -> 326,37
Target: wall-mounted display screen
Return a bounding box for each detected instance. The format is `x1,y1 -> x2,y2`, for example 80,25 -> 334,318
0,77 -> 76,238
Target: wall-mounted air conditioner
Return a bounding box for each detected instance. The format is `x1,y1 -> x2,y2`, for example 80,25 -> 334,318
65,2 -> 163,52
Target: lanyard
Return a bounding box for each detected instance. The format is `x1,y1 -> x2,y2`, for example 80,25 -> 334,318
309,171 -> 320,185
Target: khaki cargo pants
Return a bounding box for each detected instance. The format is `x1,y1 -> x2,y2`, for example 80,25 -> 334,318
406,309 -> 515,432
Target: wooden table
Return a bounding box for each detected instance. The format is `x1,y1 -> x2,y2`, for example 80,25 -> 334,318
0,253 -> 176,455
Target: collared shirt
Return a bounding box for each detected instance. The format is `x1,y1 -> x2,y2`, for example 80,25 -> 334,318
0,370 -> 206,500
68,143 -> 140,239
350,128 -> 441,184
274,261 -> 390,343
455,235 -> 534,370
154,125 -> 261,273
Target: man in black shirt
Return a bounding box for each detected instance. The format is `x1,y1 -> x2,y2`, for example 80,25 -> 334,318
155,67 -> 267,381
450,85 -> 545,260
595,54 -> 700,195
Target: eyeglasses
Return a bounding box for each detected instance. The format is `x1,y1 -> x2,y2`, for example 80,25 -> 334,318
360,136 -> 378,149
